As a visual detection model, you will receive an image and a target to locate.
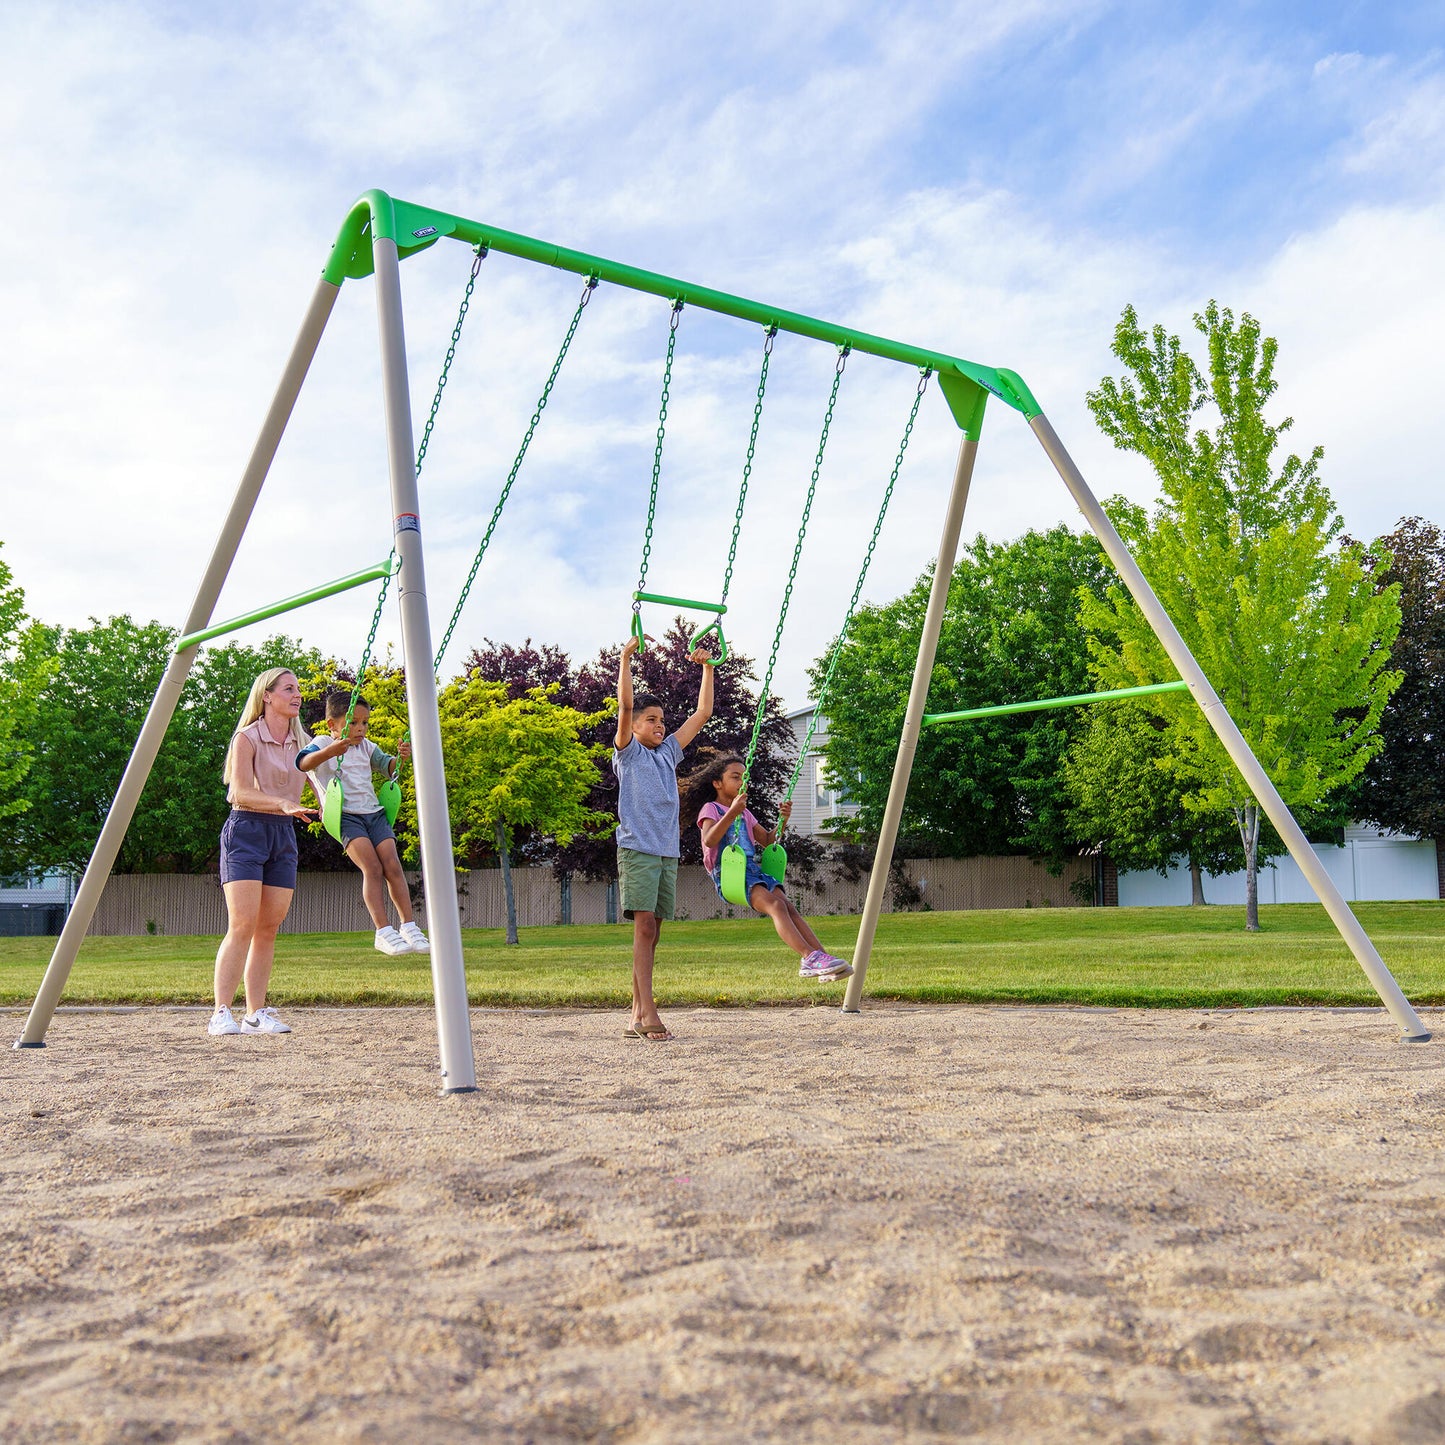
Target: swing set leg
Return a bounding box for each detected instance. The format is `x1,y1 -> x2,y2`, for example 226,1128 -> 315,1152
841,435 -> 979,1013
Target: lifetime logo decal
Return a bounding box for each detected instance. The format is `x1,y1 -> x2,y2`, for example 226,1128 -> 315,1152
394,514 -> 421,534
411,226 -> 439,239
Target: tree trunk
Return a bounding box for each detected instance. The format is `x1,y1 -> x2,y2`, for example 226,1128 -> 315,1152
495,819 -> 519,945
1189,857 -> 1206,906
1237,803 -> 1261,932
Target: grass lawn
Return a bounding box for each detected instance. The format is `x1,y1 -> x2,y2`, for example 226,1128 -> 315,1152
1,902 -> 1443,1010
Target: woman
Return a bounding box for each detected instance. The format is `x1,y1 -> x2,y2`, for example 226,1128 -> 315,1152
209,668 -> 316,1037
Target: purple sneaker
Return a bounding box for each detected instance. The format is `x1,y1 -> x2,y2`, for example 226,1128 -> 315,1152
799,950 -> 853,981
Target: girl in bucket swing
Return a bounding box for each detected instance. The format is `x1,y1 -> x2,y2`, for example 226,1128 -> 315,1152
681,751 -> 851,981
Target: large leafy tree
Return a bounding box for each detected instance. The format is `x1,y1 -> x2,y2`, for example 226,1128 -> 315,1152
14,617 -> 321,875
1064,703 -> 1244,902
1084,302 -> 1402,928
0,546 -> 56,878
1350,517 -> 1445,846
437,678 -> 612,942
816,525 -> 1115,858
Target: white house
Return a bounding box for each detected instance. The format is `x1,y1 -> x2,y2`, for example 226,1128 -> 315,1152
785,704 -> 860,837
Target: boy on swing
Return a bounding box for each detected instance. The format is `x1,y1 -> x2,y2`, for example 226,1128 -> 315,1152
297,691 -> 430,956
613,631 -> 714,1041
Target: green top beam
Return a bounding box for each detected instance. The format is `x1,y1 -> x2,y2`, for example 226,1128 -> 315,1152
175,558 -> 398,654
323,189 -> 1043,436
922,679 -> 1192,726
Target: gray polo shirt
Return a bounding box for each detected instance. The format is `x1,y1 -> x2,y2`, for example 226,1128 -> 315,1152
612,735 -> 684,858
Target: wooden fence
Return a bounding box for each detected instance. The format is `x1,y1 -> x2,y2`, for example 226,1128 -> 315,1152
84,855 -> 1092,937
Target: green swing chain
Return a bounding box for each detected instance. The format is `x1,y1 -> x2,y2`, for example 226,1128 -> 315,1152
432,272 -> 600,676
739,344 -> 850,790
632,299 -> 684,640
783,368 -> 933,803
342,244 -> 489,727
718,326 -> 777,610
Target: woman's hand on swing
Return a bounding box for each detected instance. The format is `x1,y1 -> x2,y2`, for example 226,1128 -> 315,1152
397,740 -> 412,764
622,633 -> 649,661
778,800 -> 791,831
689,644 -> 716,666
726,789 -> 747,819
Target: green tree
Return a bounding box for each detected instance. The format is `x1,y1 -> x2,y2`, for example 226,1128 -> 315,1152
359,668 -> 613,943
1084,302 -> 1402,929
0,546 -> 56,878
15,616 -> 320,875
816,525 -> 1115,858
1063,703 -> 1243,902
439,677 -> 614,943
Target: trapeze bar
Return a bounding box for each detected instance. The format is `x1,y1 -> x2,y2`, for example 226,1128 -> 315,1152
633,590 -> 726,614
174,557 -> 398,653
922,679 -> 1191,726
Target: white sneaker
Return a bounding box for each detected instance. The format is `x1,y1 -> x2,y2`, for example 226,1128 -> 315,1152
208,1006 -> 241,1036
399,921 -> 430,953
241,1007 -> 292,1035
375,925 -> 411,956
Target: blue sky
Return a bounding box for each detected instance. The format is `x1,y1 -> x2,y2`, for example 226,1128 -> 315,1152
3,1 -> 1443,707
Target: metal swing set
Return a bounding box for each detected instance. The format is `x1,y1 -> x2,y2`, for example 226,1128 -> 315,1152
14,188 -> 1428,1092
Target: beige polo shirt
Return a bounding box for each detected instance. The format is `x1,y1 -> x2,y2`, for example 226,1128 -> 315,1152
228,719 -> 304,810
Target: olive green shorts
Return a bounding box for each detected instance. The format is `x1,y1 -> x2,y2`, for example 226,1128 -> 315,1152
618,847 -> 677,921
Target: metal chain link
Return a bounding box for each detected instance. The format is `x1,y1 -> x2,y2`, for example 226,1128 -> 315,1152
718,326 -> 776,609
343,245 -> 488,725
784,368 -> 932,801
433,274 -> 599,676
741,345 -> 850,787
634,300 -> 684,611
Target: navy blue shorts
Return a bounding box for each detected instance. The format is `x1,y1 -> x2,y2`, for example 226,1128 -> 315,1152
339,809 -> 396,849
219,810 -> 299,889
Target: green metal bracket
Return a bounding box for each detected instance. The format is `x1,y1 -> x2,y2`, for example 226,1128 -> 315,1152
320,189 -> 1044,428
922,679 -> 1191,726
175,557 -> 398,653
323,190 -> 453,286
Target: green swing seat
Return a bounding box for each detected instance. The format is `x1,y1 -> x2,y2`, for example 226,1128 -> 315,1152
719,820 -> 787,908
321,762 -> 403,844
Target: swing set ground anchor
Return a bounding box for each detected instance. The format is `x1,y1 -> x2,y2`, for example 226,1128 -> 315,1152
440,1084 -> 481,1095
1401,1030 -> 1432,1044
12,1040 -> 46,1049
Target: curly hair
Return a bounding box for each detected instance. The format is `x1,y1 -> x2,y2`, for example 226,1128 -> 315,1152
677,748 -> 745,839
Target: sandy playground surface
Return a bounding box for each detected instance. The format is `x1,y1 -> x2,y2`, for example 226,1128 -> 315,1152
3,1003 -> 1445,1444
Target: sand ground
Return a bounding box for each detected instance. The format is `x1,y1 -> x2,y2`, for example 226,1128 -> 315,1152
3,1003 -> 1445,1444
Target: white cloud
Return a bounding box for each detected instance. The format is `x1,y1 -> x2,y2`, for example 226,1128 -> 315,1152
3,1 -> 1444,719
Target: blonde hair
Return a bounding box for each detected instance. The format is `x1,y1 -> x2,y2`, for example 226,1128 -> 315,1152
223,668 -> 310,785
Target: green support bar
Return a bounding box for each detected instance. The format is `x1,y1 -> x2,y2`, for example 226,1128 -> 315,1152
323,190 -> 1040,438
175,557 -> 398,653
922,679 -> 1191,726
633,590 -> 727,614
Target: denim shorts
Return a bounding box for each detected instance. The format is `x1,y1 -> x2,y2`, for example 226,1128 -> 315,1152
339,809 -> 396,849
711,856 -> 783,907
219,810 -> 299,889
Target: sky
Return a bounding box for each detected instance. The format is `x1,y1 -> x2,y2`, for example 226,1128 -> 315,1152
3,0 -> 1444,709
